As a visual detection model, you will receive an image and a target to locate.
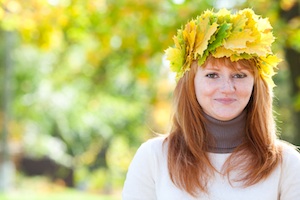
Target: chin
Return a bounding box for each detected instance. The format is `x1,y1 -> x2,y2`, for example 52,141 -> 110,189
214,114 -> 239,121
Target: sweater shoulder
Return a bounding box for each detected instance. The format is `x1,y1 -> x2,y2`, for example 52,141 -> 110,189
278,140 -> 300,166
140,136 -> 167,154
279,140 -> 300,156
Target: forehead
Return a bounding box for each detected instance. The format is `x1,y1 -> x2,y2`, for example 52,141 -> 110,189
202,56 -> 254,72
203,62 -> 242,71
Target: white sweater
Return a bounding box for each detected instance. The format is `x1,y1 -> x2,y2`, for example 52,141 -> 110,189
122,137 -> 300,200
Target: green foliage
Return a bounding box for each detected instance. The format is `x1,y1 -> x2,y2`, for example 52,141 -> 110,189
0,0 -> 212,190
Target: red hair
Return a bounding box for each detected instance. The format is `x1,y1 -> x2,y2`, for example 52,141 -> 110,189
165,56 -> 282,196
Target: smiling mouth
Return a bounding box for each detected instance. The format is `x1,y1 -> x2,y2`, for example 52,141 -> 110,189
215,98 -> 236,104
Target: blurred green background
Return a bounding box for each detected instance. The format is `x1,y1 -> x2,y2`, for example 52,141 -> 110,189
0,0 -> 299,199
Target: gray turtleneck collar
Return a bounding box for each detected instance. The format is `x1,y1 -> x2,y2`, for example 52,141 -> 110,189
203,110 -> 247,153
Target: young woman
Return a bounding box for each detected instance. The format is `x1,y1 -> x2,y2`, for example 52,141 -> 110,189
122,8 -> 300,200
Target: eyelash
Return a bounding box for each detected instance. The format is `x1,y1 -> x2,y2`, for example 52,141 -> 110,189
233,73 -> 247,78
205,73 -> 247,78
206,73 -> 219,78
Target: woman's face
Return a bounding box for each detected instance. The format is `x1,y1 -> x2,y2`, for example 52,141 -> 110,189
194,61 -> 254,121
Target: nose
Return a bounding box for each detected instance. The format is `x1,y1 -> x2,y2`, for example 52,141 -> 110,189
220,78 -> 235,93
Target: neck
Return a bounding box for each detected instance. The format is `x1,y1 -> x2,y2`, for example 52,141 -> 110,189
204,110 -> 247,153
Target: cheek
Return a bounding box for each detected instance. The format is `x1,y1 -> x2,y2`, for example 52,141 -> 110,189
195,82 -> 215,103
238,81 -> 254,99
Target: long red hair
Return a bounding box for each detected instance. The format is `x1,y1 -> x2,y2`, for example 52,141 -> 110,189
165,56 -> 282,196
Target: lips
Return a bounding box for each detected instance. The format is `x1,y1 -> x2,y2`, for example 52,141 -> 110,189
215,98 -> 236,104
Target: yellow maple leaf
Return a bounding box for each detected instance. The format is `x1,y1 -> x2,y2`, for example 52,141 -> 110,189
183,20 -> 197,49
258,55 -> 281,87
181,20 -> 197,69
217,8 -> 231,16
223,13 -> 255,49
238,34 -> 274,56
239,9 -> 259,28
194,16 -> 218,58
224,29 -> 255,49
213,46 -> 235,58
201,9 -> 215,20
256,17 -> 273,33
174,33 -> 183,49
215,8 -> 231,23
259,55 -> 281,75
165,47 -> 184,74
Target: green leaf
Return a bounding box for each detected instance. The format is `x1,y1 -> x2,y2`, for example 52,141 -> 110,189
208,23 -> 232,52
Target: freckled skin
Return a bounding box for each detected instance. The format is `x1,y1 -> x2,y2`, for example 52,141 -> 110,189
194,62 -> 254,121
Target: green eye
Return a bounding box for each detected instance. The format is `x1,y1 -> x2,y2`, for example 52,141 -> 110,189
206,73 -> 219,78
233,73 -> 247,78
